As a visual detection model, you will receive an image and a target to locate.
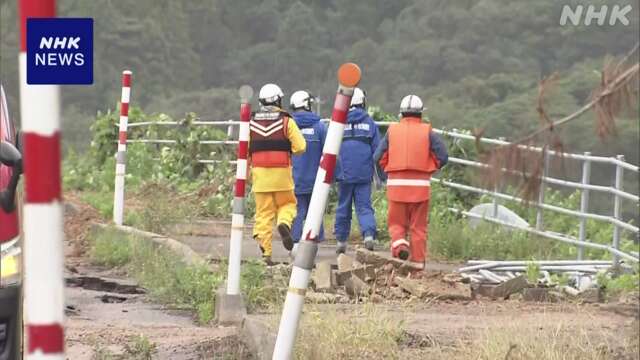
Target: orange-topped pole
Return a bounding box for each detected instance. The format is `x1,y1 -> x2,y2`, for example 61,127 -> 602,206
272,63 -> 361,360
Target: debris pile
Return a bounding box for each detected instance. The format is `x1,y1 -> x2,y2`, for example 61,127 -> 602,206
457,260 -> 631,302
303,249 -> 471,304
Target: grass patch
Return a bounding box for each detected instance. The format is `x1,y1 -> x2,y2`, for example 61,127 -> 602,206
124,182 -> 196,234
597,270 -> 640,298
89,227 -> 274,323
428,219 -> 609,261
294,305 -> 406,359
90,230 -> 132,267
123,335 -> 156,360
90,227 -> 222,324
241,259 -> 285,313
450,323 -> 638,360
91,335 -> 157,360
82,191 -> 113,219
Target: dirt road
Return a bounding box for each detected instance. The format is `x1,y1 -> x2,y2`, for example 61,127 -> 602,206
62,204 -> 638,359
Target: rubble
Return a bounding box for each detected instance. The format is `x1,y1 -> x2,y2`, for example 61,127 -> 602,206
457,259 -> 631,304
337,254 -> 354,271
491,275 -> 528,299
355,249 -> 423,275
344,276 -> 370,297
312,261 -> 333,292
577,288 -> 602,304
336,265 -> 376,285
394,277 -> 428,298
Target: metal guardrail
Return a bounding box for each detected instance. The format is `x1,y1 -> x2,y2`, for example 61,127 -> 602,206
121,119 -> 639,264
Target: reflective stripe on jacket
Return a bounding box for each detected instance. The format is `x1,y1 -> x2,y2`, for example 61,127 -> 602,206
383,117 -> 439,203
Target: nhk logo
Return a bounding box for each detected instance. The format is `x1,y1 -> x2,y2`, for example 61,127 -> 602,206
27,18 -> 93,85
559,4 -> 633,26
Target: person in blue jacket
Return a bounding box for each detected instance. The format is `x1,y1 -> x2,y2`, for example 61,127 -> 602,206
289,90 -> 327,254
334,87 -> 380,254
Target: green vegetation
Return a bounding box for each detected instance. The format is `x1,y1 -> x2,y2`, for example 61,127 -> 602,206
241,259 -> 285,313
597,270 -> 640,298
90,227 -> 222,323
91,335 -> 157,360
89,227 -> 276,323
526,260 -> 541,285
1,0 -> 637,167
67,105 -> 638,262
450,323 -> 637,360
123,335 -> 156,360
294,305 -> 407,359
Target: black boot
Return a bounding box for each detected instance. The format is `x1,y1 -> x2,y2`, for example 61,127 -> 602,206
278,223 -> 294,251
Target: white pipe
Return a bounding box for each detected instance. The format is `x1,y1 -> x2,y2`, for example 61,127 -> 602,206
226,213 -> 244,295
273,64 -> 360,358
272,267 -> 311,360
464,260 -> 612,265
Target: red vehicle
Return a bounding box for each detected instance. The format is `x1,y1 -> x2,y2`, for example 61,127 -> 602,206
0,83 -> 23,360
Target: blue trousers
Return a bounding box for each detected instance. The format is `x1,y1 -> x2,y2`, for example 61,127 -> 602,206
292,193 -> 325,243
334,182 -> 376,242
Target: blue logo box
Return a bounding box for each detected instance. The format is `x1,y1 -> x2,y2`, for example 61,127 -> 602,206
27,18 -> 93,85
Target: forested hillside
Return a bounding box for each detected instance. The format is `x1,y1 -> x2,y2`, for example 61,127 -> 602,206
1,0 -> 638,162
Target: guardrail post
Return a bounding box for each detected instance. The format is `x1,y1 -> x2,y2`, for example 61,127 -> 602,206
612,155 -> 624,268
113,71 -> 132,226
535,150 -> 551,230
227,119 -> 237,140
577,152 -> 591,260
492,183 -> 499,218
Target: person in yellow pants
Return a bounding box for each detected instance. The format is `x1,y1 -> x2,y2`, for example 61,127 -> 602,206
250,83 -> 306,265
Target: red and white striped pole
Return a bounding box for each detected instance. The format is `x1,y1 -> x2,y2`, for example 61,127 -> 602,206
113,70 -> 132,225
19,0 -> 65,358
272,63 -> 361,359
226,85 -> 252,295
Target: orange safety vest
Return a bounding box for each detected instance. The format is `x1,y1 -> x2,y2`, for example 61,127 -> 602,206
249,111 -> 292,168
386,117 -> 438,202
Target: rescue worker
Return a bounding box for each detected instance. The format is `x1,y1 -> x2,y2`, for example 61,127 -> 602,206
334,88 -> 380,254
289,91 -> 327,254
374,95 -> 448,270
250,83 -> 306,265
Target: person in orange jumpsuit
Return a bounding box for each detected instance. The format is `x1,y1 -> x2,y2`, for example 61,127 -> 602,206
374,95 -> 448,270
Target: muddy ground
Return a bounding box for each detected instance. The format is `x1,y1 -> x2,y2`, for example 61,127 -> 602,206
63,196 -> 250,359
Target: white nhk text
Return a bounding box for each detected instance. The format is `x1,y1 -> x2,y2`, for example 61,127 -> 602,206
35,36 -> 85,66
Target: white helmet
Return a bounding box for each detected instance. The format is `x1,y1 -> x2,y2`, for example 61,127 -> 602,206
290,90 -> 314,111
350,87 -> 366,108
259,83 -> 284,106
399,95 -> 424,115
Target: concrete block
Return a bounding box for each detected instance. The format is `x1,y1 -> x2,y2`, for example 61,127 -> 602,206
214,286 -> 247,326
344,276 -> 370,297
241,316 -> 276,360
336,265 -> 376,285
471,284 -> 498,299
355,248 -> 421,275
394,277 -> 428,298
337,254 -> 354,271
492,275 -> 527,299
313,261 -> 333,292
523,287 -> 554,302
578,288 -> 602,303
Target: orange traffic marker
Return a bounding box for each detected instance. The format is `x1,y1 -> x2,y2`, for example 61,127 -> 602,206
337,62 -> 361,88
